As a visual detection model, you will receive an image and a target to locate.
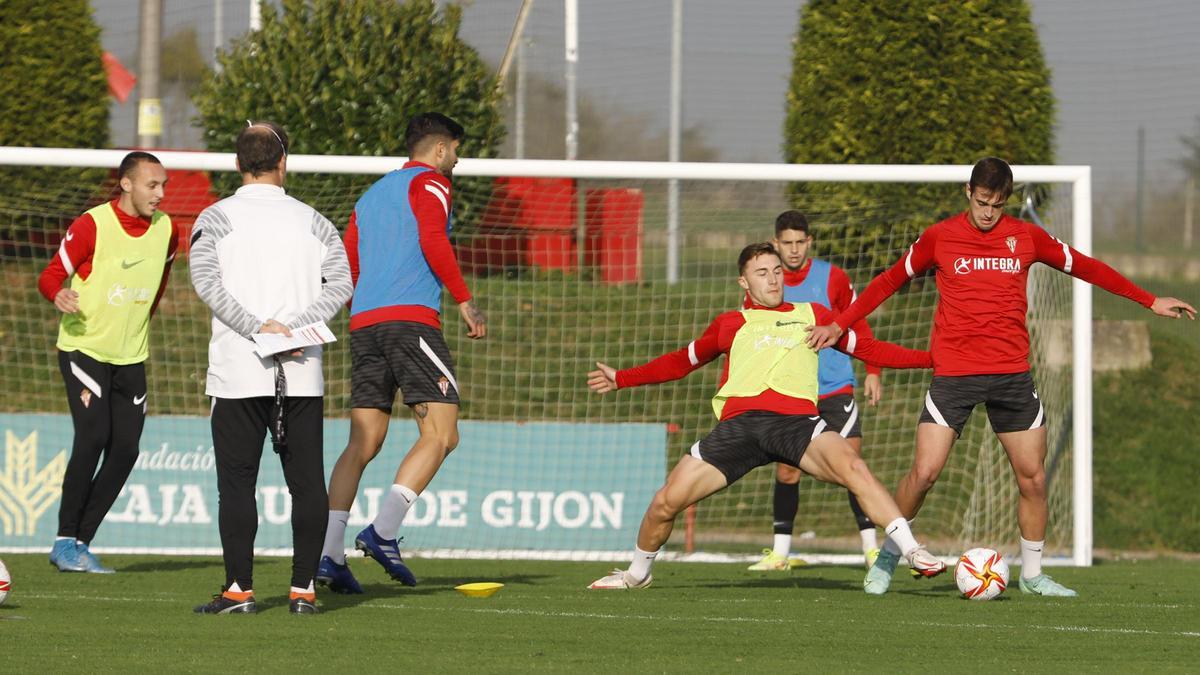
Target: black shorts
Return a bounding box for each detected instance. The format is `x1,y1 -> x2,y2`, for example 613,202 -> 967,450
690,412 -> 827,484
817,393 -> 862,439
918,372 -> 1044,436
349,322 -> 460,413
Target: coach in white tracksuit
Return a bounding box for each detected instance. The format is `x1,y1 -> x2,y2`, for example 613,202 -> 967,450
189,121 -> 352,615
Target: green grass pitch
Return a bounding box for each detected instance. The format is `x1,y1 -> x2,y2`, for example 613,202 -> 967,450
1,554 -> 1197,671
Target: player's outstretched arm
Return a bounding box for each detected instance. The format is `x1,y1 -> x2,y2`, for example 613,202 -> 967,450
813,305 -> 931,369
589,314 -> 728,392
836,330 -> 932,370
588,362 -> 618,393
1029,225 -> 1195,320
1150,297 -> 1196,320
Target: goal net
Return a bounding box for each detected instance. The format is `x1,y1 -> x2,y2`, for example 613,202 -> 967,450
0,148 -> 1092,565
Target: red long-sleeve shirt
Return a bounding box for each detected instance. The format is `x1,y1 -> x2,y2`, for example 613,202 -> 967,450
833,212 -> 1155,376
37,199 -> 179,314
616,301 -> 931,420
344,161 -> 471,330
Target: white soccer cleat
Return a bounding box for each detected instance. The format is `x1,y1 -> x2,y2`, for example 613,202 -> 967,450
906,545 -> 947,578
588,568 -> 652,590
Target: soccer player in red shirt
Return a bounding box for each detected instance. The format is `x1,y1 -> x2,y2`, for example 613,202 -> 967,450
807,157 -> 1196,596
586,243 -> 945,590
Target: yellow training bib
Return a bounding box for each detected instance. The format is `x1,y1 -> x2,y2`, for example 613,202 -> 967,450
711,305 -> 820,418
57,202 -> 171,364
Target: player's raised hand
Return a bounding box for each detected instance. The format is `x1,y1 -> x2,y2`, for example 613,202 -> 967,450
805,323 -> 843,350
53,288 -> 80,314
588,362 -> 618,393
863,372 -> 883,407
1150,297 -> 1196,320
459,299 -> 487,339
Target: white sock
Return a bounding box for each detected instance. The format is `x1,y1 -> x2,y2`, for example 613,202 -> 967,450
859,528 -> 878,553
372,484 -> 418,540
290,581 -> 315,596
884,518 -> 918,556
76,539 -> 87,547
56,536 -> 74,543
321,510 -> 350,564
228,581 -> 248,593
772,533 -> 791,558
1020,537 -> 1044,579
628,546 -> 659,582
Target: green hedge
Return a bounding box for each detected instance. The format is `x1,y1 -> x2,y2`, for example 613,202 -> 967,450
784,0 -> 1054,271
193,0 -> 504,227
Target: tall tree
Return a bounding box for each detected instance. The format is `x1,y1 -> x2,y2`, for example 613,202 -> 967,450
193,0 -> 504,226
784,0 -> 1055,271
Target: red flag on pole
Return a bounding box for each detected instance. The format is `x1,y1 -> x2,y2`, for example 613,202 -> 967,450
102,51 -> 137,104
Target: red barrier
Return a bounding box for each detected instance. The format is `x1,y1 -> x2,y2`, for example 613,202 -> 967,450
585,188 -> 643,284
460,179 -> 643,282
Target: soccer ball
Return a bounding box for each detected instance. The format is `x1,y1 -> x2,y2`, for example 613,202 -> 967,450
0,558 -> 10,605
955,547 -> 1009,601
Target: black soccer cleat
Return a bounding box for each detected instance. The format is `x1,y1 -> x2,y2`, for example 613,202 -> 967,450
194,593 -> 257,615
289,596 -> 319,614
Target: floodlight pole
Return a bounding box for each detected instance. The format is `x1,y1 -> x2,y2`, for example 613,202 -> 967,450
564,0 -> 578,161
213,0 -> 223,71
516,40 -> 527,159
667,0 -> 683,284
136,0 -> 163,148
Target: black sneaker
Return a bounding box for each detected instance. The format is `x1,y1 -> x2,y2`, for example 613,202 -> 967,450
194,593 -> 257,614
289,596 -> 318,614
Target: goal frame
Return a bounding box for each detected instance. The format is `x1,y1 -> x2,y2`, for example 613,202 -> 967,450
0,146 -> 1093,566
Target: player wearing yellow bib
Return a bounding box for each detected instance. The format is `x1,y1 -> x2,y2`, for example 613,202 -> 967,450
586,243 -> 946,590
37,152 -> 177,573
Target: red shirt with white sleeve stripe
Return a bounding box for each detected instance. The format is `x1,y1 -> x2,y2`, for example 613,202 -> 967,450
833,211 -> 1155,376
37,198 -> 179,314
615,301 -> 931,421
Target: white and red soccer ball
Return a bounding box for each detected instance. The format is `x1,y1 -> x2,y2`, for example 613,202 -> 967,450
0,558 -> 10,606
955,547 -> 1009,600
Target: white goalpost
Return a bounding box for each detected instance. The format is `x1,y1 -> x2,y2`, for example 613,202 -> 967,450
0,146 -> 1091,566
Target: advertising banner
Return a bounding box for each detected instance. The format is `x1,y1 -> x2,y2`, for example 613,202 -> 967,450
0,413 -> 666,555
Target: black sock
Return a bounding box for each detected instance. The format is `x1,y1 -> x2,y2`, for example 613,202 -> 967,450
773,480 -> 800,535
847,491 -> 875,532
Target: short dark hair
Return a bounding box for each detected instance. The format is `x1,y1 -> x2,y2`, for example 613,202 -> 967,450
236,121 -> 289,177
969,157 -> 1013,197
738,242 -> 780,274
405,112 -> 465,156
118,151 -> 162,180
774,210 -> 810,236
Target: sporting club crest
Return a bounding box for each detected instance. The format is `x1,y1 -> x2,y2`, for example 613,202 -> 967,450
1005,236 -> 1017,254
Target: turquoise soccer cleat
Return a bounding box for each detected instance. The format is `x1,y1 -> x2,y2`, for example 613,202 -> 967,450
863,547 -> 900,595
1018,573 -> 1077,597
